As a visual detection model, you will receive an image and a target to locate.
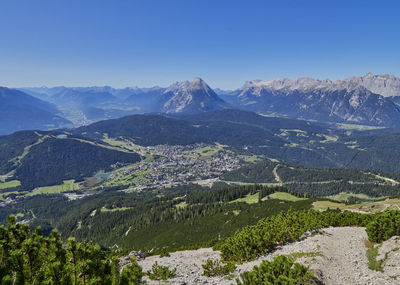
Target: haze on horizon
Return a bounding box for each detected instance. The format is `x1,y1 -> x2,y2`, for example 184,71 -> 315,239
0,0 -> 399,90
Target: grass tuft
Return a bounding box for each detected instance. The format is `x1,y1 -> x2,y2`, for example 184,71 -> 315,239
364,239 -> 383,272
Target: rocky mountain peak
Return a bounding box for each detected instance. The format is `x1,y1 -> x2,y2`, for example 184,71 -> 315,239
188,77 -> 214,94
344,73 -> 400,97
231,74 -> 400,127
161,78 -> 227,113
239,74 -> 400,98
241,77 -> 333,93
191,77 -> 205,85
166,77 -> 211,93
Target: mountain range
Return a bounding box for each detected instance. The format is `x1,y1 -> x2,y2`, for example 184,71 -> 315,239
229,77 -> 400,126
0,87 -> 71,135
344,73 -> 400,97
18,78 -> 228,126
2,73 -> 400,135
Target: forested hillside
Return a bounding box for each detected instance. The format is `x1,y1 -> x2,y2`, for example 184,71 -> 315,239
0,184 -> 312,250
14,138 -> 141,188
2,108 -> 400,208
0,131 -> 42,174
223,160 -> 400,197
3,179 -> 399,254
0,131 -> 141,189
3,109 -> 400,196
73,109 -> 400,172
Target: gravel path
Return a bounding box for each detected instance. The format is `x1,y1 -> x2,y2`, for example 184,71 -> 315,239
137,227 -> 399,284
138,248 -> 222,284
272,164 -> 282,184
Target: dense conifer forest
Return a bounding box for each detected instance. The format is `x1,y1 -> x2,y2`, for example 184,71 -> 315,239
0,184 -> 312,250
223,160 -> 400,197
14,138 -> 140,188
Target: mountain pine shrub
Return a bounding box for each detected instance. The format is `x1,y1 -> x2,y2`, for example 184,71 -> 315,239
235,255 -> 318,285
366,210 -> 400,242
202,259 -> 236,277
146,261 -> 176,280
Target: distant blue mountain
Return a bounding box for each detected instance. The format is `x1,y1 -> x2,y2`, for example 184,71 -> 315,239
0,87 -> 71,135
16,73 -> 400,128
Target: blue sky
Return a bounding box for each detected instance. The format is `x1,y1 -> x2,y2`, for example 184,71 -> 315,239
0,0 -> 399,89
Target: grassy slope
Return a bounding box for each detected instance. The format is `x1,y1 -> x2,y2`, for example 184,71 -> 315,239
0,180 -> 20,190
268,192 -> 306,202
26,180 -> 79,196
313,198 -> 400,213
230,193 -> 259,204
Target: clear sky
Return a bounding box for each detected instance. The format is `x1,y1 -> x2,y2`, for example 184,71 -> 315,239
0,0 -> 399,89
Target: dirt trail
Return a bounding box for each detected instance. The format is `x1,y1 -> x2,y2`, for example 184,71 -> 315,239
305,227 -> 391,285
368,172 -> 399,185
272,164 -> 282,184
138,227 -> 399,284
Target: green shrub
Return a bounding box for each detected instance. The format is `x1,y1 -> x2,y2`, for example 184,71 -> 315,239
159,248 -> 171,257
146,261 -> 176,280
221,209 -> 374,262
236,255 -> 317,285
366,210 -> 400,243
120,257 -> 144,285
202,259 -> 236,277
0,215 -> 143,285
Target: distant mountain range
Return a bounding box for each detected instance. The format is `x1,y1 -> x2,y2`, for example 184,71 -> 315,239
228,76 -> 400,126
21,86 -> 143,125
0,87 -> 71,135
19,78 -> 228,126
1,73 -> 400,135
344,73 -> 400,97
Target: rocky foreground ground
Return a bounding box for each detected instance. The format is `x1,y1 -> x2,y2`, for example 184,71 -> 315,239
138,227 -> 400,285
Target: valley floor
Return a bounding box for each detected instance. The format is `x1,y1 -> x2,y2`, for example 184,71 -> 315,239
138,227 -> 400,284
